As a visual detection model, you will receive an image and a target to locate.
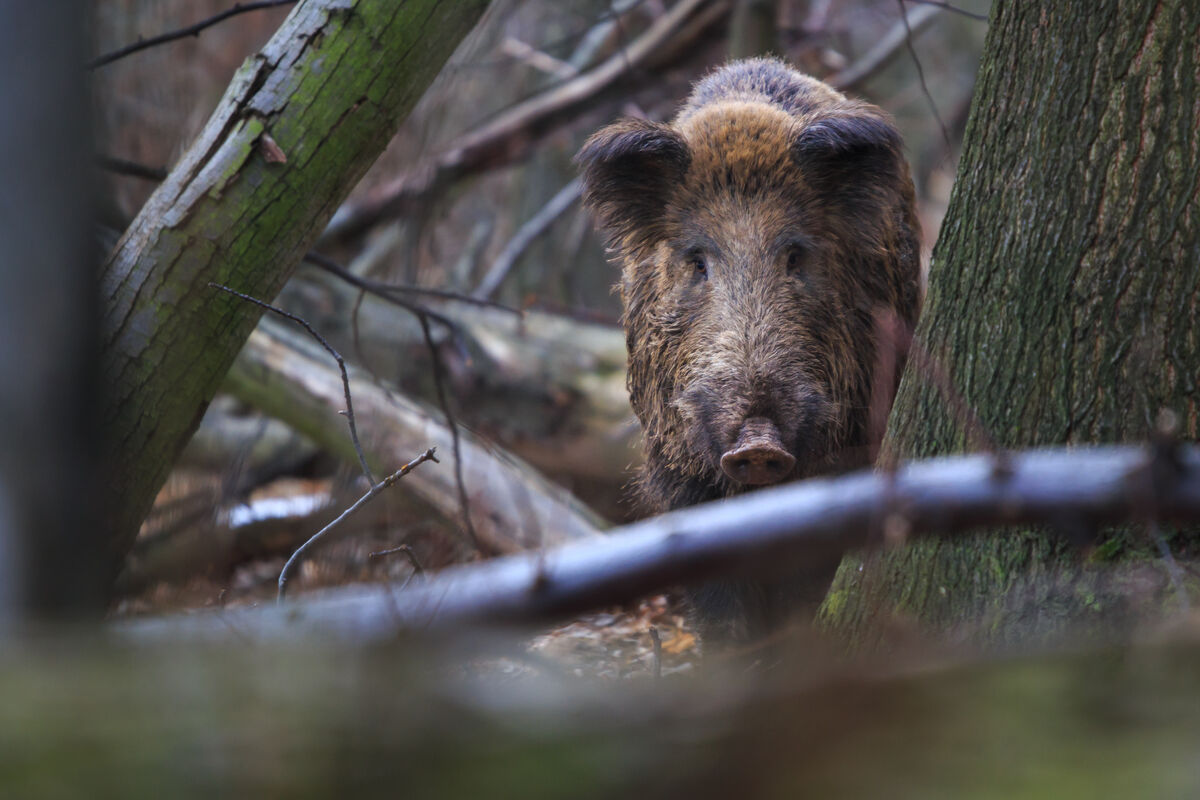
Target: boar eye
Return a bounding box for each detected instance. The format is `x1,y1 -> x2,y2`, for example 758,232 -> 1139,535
689,253 -> 708,280
785,245 -> 807,278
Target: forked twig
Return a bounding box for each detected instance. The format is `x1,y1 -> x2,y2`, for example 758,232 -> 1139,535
417,313 -> 483,552
369,543 -> 424,574
297,252 -> 491,553
277,448 -> 438,601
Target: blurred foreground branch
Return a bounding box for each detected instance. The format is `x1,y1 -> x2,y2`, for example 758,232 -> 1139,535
123,443 -> 1200,641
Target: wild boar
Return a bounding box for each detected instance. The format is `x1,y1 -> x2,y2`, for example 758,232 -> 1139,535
577,58 -> 921,641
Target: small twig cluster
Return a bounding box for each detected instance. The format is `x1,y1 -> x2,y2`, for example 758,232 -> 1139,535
209,283 -> 441,600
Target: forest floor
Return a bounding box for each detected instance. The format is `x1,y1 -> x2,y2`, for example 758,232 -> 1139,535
115,469 -> 702,679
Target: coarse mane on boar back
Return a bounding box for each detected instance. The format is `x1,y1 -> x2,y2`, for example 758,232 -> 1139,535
577,58 -> 921,643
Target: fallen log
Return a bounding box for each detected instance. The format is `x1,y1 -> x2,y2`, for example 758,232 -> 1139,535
280,265 -> 640,515
224,317 -> 606,554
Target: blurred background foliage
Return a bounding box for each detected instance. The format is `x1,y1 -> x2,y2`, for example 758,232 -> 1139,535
93,0 -> 989,315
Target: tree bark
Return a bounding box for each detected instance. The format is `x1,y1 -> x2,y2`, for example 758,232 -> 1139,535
823,0 -> 1200,648
98,0 -> 489,586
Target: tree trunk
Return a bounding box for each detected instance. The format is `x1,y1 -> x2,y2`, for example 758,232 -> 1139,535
98,1 -> 489,587
823,0 -> 1200,648
0,5 -> 101,618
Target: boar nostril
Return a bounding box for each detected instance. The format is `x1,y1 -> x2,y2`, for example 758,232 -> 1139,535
721,446 -> 796,485
720,417 -> 796,485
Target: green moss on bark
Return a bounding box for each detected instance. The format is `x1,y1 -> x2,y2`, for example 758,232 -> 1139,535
99,1 -> 490,587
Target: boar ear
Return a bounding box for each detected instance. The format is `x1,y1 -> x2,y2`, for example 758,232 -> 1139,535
791,104 -> 903,181
576,119 -> 690,254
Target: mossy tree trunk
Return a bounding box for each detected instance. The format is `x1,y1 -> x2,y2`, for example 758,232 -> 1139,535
99,0 -> 489,593
823,0 -> 1199,648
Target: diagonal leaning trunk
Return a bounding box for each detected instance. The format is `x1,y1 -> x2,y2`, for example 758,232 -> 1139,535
822,0 -> 1200,649
99,1 -> 489,597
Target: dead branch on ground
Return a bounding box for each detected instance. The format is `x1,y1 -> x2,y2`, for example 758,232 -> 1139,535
291,266 -> 637,489
121,442 -> 1200,641
225,318 -> 606,553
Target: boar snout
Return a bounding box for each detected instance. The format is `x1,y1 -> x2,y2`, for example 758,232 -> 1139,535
719,416 -> 796,485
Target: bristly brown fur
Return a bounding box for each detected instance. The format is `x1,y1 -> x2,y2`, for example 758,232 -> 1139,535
577,58 -> 921,642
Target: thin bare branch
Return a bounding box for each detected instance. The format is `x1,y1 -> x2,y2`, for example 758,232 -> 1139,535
227,319 -> 607,552
474,177 -> 583,300
867,309 -> 906,465
298,251 -> 510,555
89,0 -> 298,69
96,155 -> 169,182
322,0 -> 729,241
369,544 -> 424,574
907,336 -> 1008,470
277,448 -> 438,600
303,252 -> 519,314
501,37 -> 578,79
209,283 -> 376,485
895,0 -> 952,147
416,313 -> 482,553
827,5 -> 941,91
649,626 -> 663,679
